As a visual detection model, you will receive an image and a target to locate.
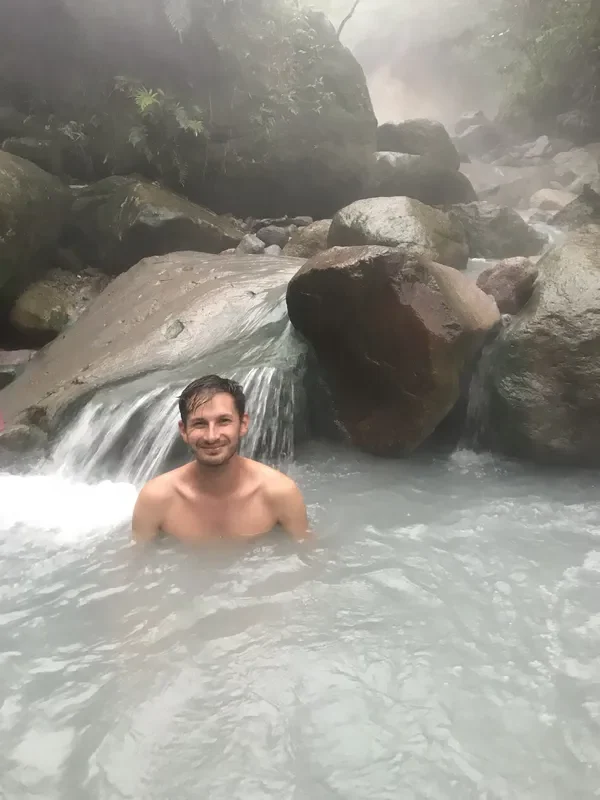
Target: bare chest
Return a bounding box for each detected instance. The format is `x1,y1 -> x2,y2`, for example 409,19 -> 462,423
161,490 -> 276,542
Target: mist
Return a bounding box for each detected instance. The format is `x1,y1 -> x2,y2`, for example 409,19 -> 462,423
310,0 -> 505,127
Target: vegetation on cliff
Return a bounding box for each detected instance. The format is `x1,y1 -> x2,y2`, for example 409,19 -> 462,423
493,0 -> 600,140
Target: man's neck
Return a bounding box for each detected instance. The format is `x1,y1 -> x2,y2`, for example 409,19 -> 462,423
190,455 -> 244,495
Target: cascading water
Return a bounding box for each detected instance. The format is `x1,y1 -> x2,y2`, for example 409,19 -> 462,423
1,238 -> 600,798
50,324 -> 304,485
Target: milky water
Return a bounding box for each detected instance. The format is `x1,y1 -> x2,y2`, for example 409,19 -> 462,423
1,442 -> 600,799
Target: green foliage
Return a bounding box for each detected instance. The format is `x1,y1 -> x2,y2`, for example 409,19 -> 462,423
113,76 -> 206,184
490,0 -> 600,128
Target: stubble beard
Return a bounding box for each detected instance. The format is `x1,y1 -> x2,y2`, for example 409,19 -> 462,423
190,439 -> 239,469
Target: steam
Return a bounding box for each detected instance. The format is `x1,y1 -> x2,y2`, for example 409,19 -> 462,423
309,0 -> 503,127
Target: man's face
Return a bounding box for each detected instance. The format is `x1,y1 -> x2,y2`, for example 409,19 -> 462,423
179,392 -> 249,468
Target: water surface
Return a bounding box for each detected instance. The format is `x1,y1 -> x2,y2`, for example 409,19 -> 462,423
1,444 -> 599,799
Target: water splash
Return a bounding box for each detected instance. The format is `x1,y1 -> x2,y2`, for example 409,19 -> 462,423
49,322 -> 306,485
461,331 -> 499,450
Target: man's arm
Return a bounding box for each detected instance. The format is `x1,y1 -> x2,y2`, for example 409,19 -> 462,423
131,482 -> 165,543
270,476 -> 313,541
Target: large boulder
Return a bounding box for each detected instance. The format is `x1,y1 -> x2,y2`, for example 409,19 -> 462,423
2,137 -> 62,175
550,185 -> 600,231
286,246 -> 500,455
0,1 -> 376,218
376,119 -> 460,170
480,230 -> 600,465
0,252 -> 303,430
448,201 -> 547,259
328,197 -> 469,270
454,124 -> 506,158
0,151 -> 70,295
476,258 -> 538,315
461,161 -> 567,210
9,268 -> 110,340
64,176 -> 244,275
283,220 -> 332,259
455,111 -> 493,137
552,146 -> 600,182
368,152 -> 476,206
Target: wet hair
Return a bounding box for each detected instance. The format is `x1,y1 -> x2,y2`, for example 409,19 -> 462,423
178,375 -> 246,425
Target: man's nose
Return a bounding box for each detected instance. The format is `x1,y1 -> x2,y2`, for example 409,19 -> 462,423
204,424 -> 219,442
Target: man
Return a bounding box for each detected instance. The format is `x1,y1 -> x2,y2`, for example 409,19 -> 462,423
132,374 -> 311,543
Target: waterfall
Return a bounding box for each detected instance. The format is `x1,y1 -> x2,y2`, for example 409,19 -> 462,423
461,329 -> 499,450
48,316 -> 307,485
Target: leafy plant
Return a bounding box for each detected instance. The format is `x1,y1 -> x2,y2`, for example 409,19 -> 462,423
489,0 -> 600,131
111,76 -> 206,184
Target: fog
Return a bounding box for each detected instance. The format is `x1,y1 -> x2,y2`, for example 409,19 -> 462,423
310,0 -> 505,128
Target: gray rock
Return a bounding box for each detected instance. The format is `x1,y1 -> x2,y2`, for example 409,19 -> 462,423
329,196 -> 469,270
255,225 -> 290,248
2,137 -> 61,174
0,252 -> 304,430
65,176 -> 245,275
288,216 -> 313,228
286,245 -> 499,455
455,111 -> 492,137
448,202 -> 547,259
0,349 -> 36,390
553,146 -> 600,180
0,151 -> 70,296
476,258 -> 538,315
368,152 -> 477,207
454,124 -> 504,157
10,268 -> 110,339
376,119 -> 460,170
283,220 -> 332,259
480,229 -> 600,465
236,234 -> 266,255
529,188 -> 577,212
550,185 -> 600,231
0,423 -> 48,470
523,136 -> 552,160
264,244 -> 282,256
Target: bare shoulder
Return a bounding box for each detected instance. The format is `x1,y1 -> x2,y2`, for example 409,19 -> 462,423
136,466 -> 182,504
245,459 -> 302,499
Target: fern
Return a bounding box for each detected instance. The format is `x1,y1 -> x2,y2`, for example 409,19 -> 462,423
112,76 -> 205,185
163,0 -> 192,40
134,87 -> 160,113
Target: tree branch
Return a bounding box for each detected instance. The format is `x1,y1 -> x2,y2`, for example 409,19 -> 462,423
337,0 -> 361,39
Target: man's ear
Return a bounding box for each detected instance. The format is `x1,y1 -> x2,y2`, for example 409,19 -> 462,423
178,420 -> 187,441
240,413 -> 249,437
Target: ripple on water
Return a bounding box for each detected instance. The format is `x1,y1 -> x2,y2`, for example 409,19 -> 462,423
0,446 -> 600,799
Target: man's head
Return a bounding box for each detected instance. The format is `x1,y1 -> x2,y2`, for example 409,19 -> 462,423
178,375 -> 249,468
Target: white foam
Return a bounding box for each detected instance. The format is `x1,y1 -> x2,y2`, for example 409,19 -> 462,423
0,473 -> 137,545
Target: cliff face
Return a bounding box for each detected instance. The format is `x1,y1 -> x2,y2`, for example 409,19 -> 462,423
0,0 -> 377,218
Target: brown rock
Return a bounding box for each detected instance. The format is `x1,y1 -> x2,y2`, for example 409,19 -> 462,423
476,258 -> 538,315
282,220 -> 332,259
286,245 -> 500,456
